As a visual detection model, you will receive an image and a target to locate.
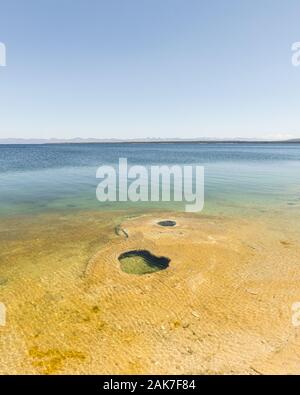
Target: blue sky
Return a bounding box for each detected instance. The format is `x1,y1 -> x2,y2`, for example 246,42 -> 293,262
0,0 -> 300,139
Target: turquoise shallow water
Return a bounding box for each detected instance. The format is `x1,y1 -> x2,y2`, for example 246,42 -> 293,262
0,143 -> 300,217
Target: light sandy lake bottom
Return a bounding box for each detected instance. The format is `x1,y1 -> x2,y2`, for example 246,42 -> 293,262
0,207 -> 300,374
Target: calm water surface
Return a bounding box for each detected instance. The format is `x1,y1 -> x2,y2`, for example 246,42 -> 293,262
0,143 -> 300,217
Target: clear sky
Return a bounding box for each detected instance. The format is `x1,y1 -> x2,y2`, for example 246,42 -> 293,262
0,0 -> 300,140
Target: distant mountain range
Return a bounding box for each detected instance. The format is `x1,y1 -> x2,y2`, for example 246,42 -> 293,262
0,137 -> 299,144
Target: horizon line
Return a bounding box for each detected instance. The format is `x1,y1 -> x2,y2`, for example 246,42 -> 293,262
0,137 -> 300,144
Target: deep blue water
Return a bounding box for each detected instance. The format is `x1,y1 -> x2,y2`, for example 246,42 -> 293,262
0,143 -> 300,216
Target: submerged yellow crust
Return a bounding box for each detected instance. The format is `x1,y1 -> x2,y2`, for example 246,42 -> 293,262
0,209 -> 299,374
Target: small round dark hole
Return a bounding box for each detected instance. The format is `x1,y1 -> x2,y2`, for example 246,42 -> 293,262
157,220 -> 176,227
118,250 -> 170,275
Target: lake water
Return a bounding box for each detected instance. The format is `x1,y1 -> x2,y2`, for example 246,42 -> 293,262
0,143 -> 300,217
